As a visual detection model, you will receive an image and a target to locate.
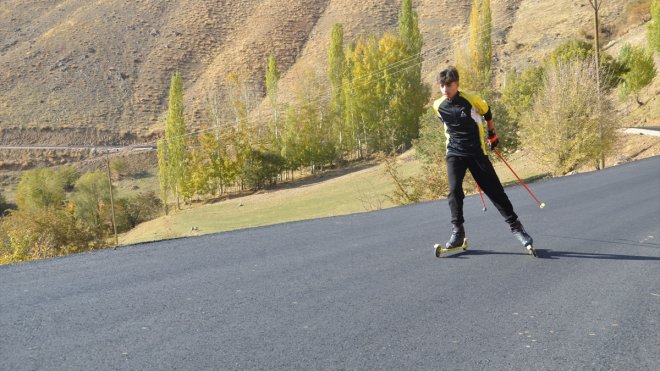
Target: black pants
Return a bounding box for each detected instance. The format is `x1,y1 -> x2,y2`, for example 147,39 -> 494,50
446,155 -> 518,226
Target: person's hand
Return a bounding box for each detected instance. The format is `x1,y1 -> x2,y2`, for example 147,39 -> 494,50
487,130 -> 499,150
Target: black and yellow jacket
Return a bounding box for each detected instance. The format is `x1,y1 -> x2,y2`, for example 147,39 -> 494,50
432,91 -> 492,157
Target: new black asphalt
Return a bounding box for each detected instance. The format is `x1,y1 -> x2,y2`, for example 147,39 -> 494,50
1,156 -> 659,370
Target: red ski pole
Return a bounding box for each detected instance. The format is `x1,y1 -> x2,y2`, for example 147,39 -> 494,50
475,182 -> 487,212
493,149 -> 546,209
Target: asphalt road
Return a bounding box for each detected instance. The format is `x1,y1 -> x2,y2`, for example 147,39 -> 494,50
1,156 -> 659,370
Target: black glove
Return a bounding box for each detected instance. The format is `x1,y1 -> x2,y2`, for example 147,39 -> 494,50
487,130 -> 499,150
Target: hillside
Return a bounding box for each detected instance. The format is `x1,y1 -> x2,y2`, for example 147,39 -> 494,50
0,0 -> 649,149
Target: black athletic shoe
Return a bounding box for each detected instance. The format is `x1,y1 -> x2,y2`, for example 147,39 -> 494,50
510,221 -> 533,247
445,225 -> 466,249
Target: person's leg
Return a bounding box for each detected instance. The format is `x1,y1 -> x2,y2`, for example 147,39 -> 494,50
468,155 -> 518,226
446,156 -> 468,226
468,156 -> 536,255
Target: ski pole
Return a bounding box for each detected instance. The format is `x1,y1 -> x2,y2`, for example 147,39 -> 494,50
475,182 -> 487,212
493,149 -> 546,209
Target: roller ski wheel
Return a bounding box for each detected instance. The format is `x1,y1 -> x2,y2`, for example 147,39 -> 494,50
434,238 -> 468,257
526,244 -> 537,257
511,222 -> 536,258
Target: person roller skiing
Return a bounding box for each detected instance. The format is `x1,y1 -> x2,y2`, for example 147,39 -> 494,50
432,66 -> 536,257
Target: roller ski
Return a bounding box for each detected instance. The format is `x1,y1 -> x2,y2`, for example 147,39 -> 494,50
511,222 -> 536,257
435,225 -> 468,257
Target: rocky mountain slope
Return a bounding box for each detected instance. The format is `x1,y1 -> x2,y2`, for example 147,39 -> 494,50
0,0 -> 651,146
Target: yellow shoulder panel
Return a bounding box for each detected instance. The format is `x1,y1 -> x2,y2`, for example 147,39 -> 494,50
432,97 -> 446,115
460,91 -> 489,116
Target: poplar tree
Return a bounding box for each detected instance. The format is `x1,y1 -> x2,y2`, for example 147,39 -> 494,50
328,24 -> 346,157
342,42 -> 360,158
399,0 -> 422,55
479,0 -> 492,90
650,0 -> 660,53
397,0 -> 428,149
156,139 -> 169,215
349,35 -> 381,154
163,72 -> 189,210
266,55 -> 281,145
459,0 -> 492,96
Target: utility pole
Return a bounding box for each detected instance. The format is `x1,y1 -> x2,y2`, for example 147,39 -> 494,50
105,151 -> 119,247
588,0 -> 605,170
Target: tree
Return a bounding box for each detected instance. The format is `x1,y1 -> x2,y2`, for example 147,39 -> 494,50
328,24 -> 347,157
281,105 -> 304,175
501,67 -> 545,124
521,60 -> 617,175
397,0 -> 429,150
266,55 -> 281,145
73,171 -> 112,231
242,150 -> 286,190
549,39 -> 624,90
478,0 -> 493,91
399,0 -> 422,55
157,138 -> 169,215
163,72 -> 190,209
225,73 -> 260,188
499,66 -> 545,154
650,0 -> 660,52
57,166 -> 80,192
347,35 -> 381,155
457,0 -> 493,96
347,31 -> 428,154
110,157 -> 129,180
618,43 -> 657,105
188,137 -> 215,199
342,41 -> 360,158
290,68 -> 336,171
16,167 -> 66,211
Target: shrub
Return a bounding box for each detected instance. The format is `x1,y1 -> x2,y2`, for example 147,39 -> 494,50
115,191 -> 162,231
57,165 -> 81,192
0,191 -> 8,214
72,171 -> 113,237
414,107 -> 446,165
0,208 -> 101,263
15,167 -> 67,211
501,67 -> 545,124
382,154 -> 448,205
242,150 -> 285,190
618,43 -> 657,104
110,158 -> 130,180
521,60 -> 617,175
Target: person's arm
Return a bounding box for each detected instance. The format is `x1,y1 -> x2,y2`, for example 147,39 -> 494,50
485,119 -> 495,133
485,119 -> 499,150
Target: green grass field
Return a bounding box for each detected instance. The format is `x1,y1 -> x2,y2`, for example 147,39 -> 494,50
120,150 -> 547,245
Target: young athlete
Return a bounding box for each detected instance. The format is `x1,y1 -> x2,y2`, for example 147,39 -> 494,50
432,66 -> 535,255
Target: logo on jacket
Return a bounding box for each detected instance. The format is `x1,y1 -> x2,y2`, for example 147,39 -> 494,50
460,110 -> 467,118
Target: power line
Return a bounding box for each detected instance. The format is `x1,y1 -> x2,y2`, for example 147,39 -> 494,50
132,3 -> 536,148
5,2 -> 566,169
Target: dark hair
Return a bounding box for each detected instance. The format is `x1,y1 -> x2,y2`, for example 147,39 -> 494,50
437,66 -> 459,86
